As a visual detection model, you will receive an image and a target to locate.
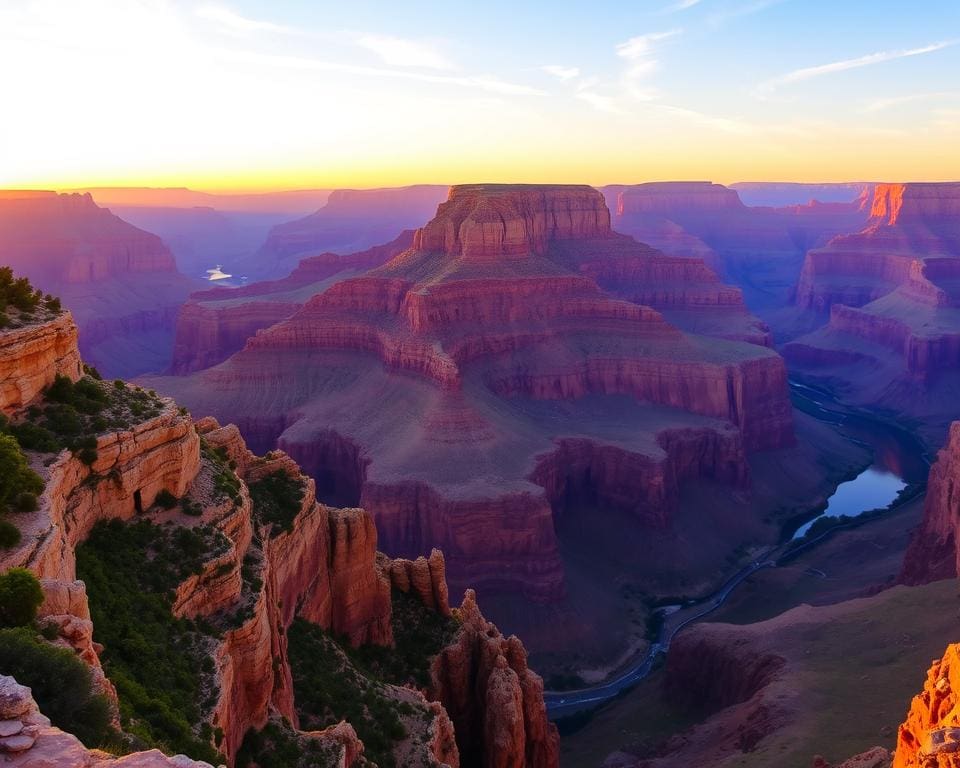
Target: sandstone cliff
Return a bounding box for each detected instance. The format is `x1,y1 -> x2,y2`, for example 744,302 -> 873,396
893,643 -> 960,767
250,185 -> 448,279
900,421 -> 960,584
0,312 -> 83,414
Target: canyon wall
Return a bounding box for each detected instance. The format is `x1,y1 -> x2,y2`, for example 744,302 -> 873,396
150,183 -> 794,607
170,231 -> 413,374
900,421 -> 960,585
0,312 -> 83,414
893,643 -> 960,768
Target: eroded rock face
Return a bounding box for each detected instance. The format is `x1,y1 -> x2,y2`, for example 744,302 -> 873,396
430,590 -> 559,768
0,313 -> 83,414
894,644 -> 960,767
146,183 -> 794,603
900,422 -> 960,584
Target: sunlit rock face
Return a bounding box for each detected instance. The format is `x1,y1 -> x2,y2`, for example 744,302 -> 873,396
146,184 -> 793,604
0,190 -> 198,377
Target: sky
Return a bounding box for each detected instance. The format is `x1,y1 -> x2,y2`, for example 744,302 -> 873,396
1,0 -> 958,191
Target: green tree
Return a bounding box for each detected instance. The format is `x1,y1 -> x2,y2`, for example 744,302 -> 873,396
0,568 -> 45,628
0,627 -> 112,746
0,434 -> 44,513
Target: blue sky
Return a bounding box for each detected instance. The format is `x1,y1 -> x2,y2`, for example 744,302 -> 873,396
1,0 -> 958,189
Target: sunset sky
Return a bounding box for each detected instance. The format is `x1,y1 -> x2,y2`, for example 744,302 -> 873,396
2,0 -> 959,191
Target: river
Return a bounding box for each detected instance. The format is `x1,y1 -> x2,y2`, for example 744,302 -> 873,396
546,380 -> 930,718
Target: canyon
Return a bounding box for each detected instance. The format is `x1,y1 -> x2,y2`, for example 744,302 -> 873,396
146,184 -> 795,614
784,183 -> 960,445
0,306 -> 559,767
0,191 -> 199,377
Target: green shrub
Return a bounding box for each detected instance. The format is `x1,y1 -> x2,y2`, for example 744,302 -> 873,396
0,521 -> 21,550
249,472 -> 305,535
154,489 -> 178,510
0,627 -> 112,746
0,568 -> 44,627
77,519 -> 225,763
0,267 -> 41,313
13,491 -> 38,512
0,433 -> 44,514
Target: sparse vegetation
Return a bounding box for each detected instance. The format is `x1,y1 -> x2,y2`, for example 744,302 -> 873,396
0,433 -> 44,549
0,267 -> 60,329
249,471 -> 305,535
347,588 -> 459,688
289,618 -> 416,768
76,519 -> 227,763
3,374 -> 166,466
236,720 -> 341,768
203,441 -> 241,505
0,626 -> 113,747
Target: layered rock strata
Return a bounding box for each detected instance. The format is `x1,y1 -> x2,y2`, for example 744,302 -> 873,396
170,231 -> 413,373
147,184 -> 793,602
0,312 -> 83,414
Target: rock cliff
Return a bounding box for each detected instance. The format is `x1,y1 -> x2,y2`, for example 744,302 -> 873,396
146,183 -> 793,606
785,183 -> 960,433
893,643 -> 960,767
900,421 -> 960,584
0,312 -> 83,414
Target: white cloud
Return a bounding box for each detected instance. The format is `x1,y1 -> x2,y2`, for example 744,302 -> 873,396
541,64 -> 580,81
214,47 -> 544,96
575,92 -> 623,114
616,29 -> 681,60
356,34 -> 453,70
662,0 -> 703,13
195,4 -> 292,36
707,0 -> 787,25
757,41 -> 956,97
863,90 -> 957,113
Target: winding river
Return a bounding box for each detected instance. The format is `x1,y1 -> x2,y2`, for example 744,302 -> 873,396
545,380 -> 930,718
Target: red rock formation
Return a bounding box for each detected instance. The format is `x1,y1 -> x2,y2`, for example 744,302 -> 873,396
893,644 -> 960,767
786,183 -> 960,416
170,231 -> 413,373
0,312 -> 83,414
147,183 -> 793,604
900,422 -> 960,584
0,190 -> 198,376
429,589 -> 559,768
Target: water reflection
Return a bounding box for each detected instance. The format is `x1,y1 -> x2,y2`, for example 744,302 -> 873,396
792,468 -> 907,539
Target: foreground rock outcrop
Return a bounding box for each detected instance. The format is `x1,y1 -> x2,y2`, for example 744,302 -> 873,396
0,675 -> 216,767
894,644 -> 960,767
0,311 -> 83,414
0,190 -> 198,376
146,184 -> 793,604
